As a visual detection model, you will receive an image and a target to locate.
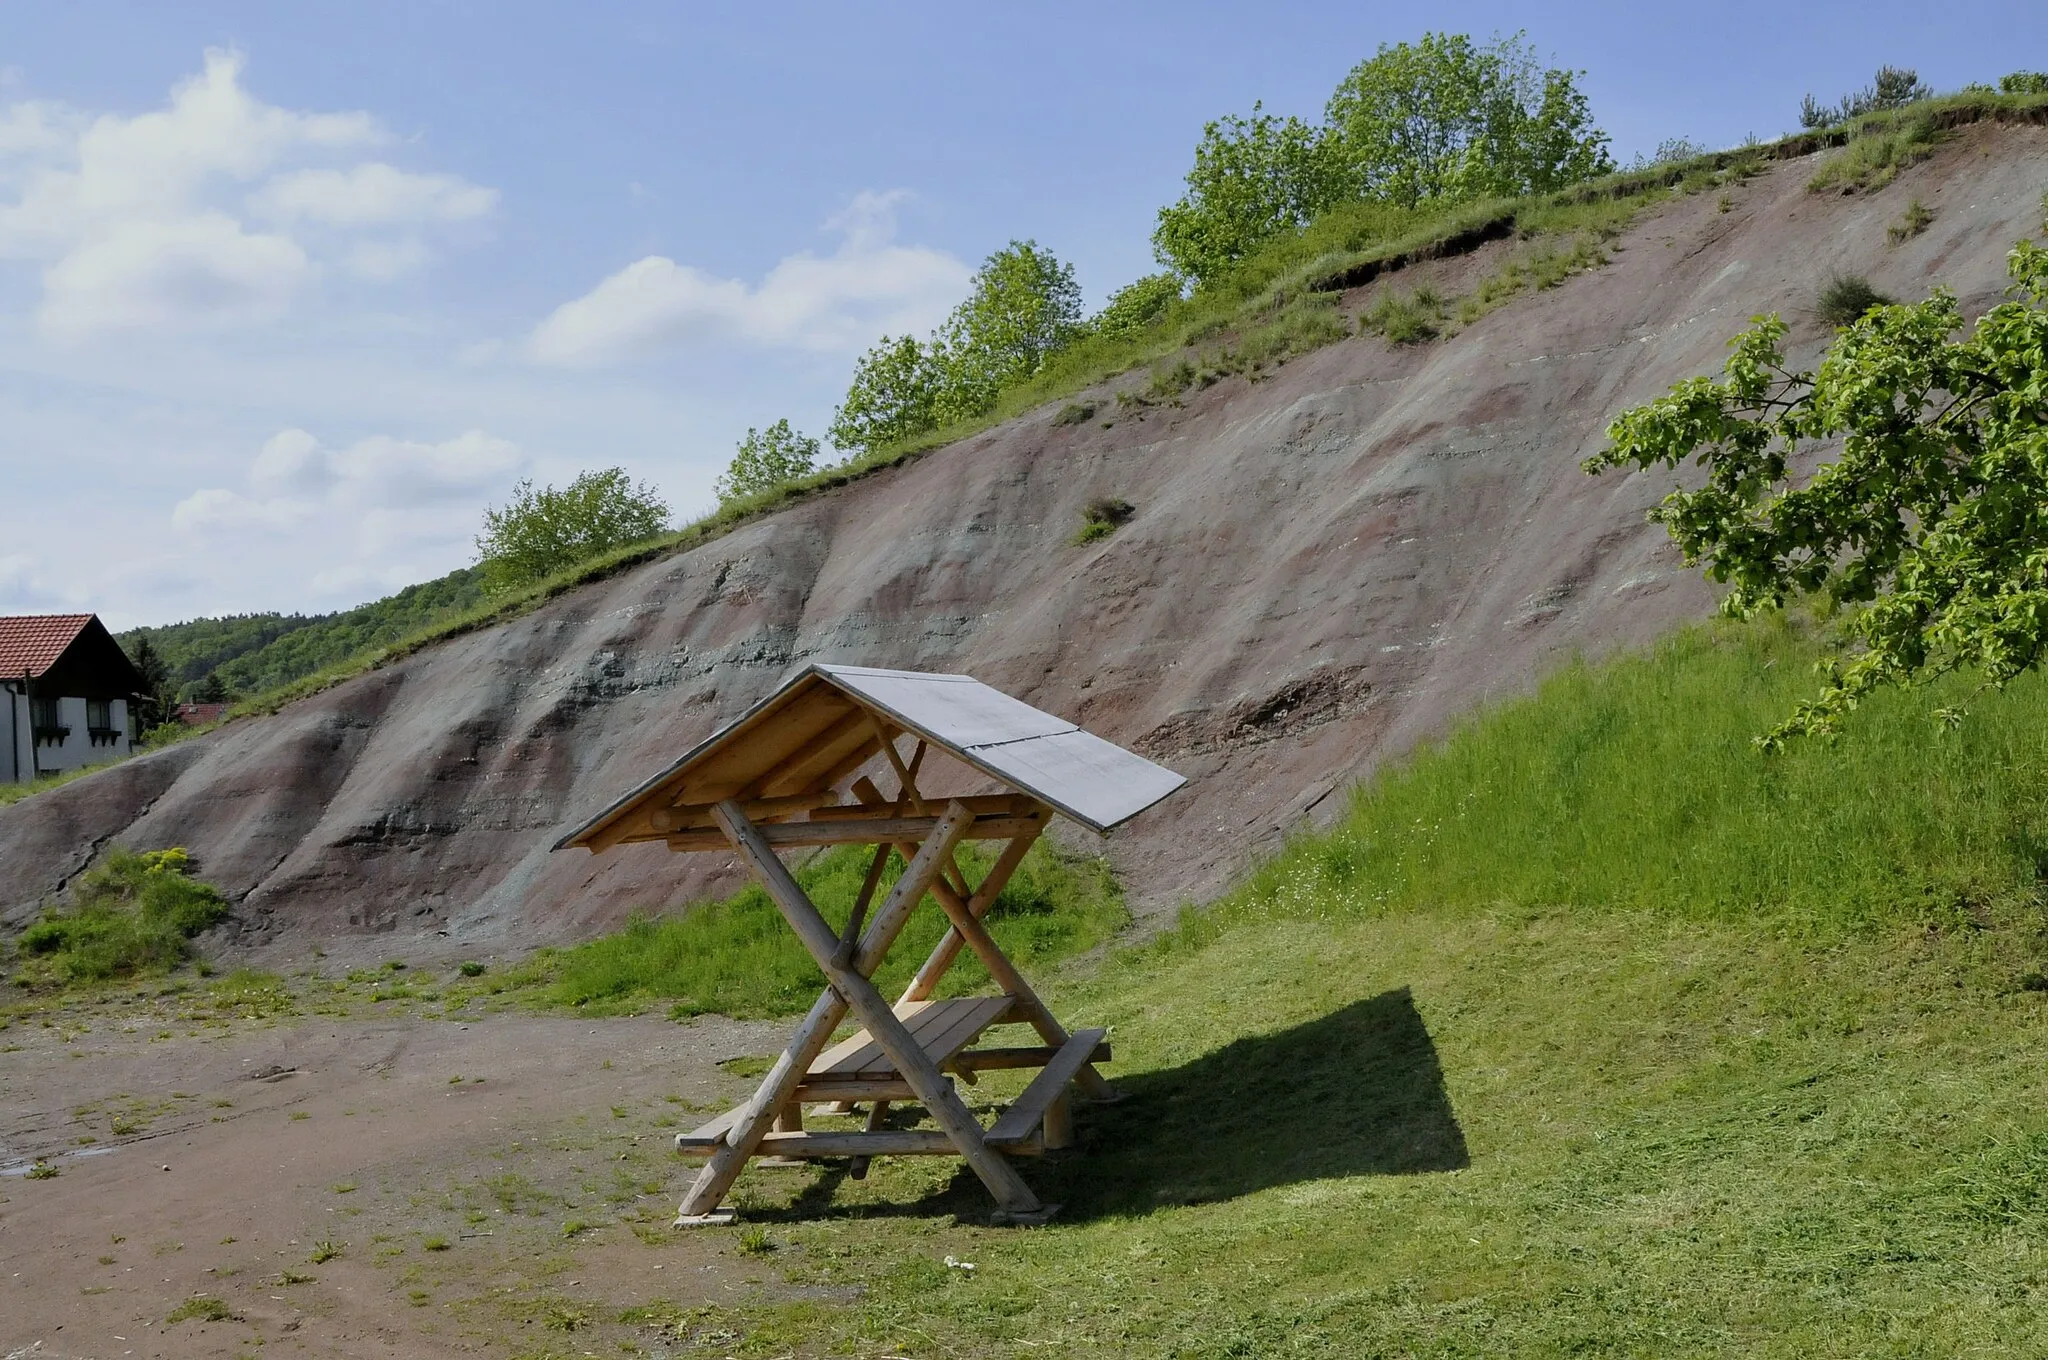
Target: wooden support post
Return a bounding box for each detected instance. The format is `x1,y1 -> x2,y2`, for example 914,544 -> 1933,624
672,800 -> 979,1223
714,799 -> 1044,1217
899,831 -> 1038,1003
923,867 -> 1115,1099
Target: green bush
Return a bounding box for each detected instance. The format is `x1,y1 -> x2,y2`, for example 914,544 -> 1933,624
474,469 -> 669,593
539,839 -> 1127,1018
715,419 -> 820,507
1072,497 -> 1136,545
13,847 -> 229,987
1816,273 -> 1892,326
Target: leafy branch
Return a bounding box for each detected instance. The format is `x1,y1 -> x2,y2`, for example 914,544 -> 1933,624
1586,239 -> 2048,746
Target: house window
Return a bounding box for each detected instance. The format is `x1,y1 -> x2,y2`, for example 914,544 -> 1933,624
30,695 -> 66,746
87,698 -> 119,746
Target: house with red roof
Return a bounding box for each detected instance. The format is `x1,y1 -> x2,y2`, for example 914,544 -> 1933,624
1,614 -> 149,782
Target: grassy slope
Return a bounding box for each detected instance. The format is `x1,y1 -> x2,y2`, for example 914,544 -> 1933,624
616,618 -> 2048,1357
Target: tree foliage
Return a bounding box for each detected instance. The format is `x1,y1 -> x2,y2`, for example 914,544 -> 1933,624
1586,239 -> 2048,745
715,419 -> 820,506
1151,106 -> 1357,284
1324,32 -> 1609,208
1153,31 -> 1610,283
934,239 -> 1084,422
474,468 -> 669,592
829,241 -> 1083,454
1799,65 -> 1935,130
829,333 -> 947,454
2001,71 -> 2048,96
1086,273 -> 1185,342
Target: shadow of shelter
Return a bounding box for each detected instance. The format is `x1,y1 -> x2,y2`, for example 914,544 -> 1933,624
1020,985 -> 1470,1221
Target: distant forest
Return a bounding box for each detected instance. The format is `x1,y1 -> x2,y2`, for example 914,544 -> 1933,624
120,568 -> 485,700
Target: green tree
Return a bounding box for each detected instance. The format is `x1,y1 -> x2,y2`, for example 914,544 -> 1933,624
1151,106 -> 1356,283
1585,239 -> 2048,745
474,468 -> 669,592
124,634 -> 179,727
2000,71 -> 2048,96
934,239 -> 1084,421
1799,65 -> 1935,129
715,419 -> 820,506
828,333 -> 946,454
1323,31 -> 1610,208
1084,273 -> 1185,343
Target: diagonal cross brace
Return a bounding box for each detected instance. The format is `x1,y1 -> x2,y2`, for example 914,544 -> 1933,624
710,799 -> 1042,1214
673,799 -> 982,1221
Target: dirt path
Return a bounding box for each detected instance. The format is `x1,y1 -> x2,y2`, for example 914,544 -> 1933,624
0,1002 -> 794,1357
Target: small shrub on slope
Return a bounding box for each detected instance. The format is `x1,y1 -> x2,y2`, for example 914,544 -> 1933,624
1816,273 -> 1892,326
13,848 -> 229,988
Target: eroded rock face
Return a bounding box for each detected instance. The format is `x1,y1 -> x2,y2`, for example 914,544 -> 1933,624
7,127 -> 2046,955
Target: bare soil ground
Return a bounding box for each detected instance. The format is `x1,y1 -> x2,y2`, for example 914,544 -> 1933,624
1,998 -> 793,1358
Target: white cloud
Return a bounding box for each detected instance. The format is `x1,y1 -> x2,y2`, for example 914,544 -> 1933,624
39,212 -> 306,339
172,429 -> 522,558
250,162 -> 496,227
0,49 -> 493,340
526,189 -> 970,366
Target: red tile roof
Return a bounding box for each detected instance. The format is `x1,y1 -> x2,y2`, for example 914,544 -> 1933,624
0,614 -> 96,679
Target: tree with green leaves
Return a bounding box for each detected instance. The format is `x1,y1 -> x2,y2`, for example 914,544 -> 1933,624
124,634 -> 179,728
474,468 -> 669,592
1151,105 -> 1356,284
934,239 -> 1084,421
1323,31 -> 1610,208
1086,273 -> 1185,343
828,333 -> 947,454
715,419 -> 820,506
1586,238 -> 2048,746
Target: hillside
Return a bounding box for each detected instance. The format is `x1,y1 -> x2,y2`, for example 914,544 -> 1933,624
119,568 -> 487,697
5,119 -> 2046,957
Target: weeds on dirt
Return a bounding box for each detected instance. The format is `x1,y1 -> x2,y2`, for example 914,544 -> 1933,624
1072,497 -> 1136,545
1809,114 -> 1939,192
10,848 -> 228,989
1889,196 -> 1937,242
165,1295 -> 236,1324
308,1238 -> 344,1263
1052,400 -> 1097,427
1361,287 -> 1445,344
1818,273 -> 1893,326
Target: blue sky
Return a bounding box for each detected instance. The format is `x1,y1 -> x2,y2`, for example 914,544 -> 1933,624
0,0 -> 2039,628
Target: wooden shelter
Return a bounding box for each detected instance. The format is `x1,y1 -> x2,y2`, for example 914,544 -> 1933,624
555,664 -> 1186,1224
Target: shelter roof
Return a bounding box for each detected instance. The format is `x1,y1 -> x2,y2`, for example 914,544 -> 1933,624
0,614 -> 97,679
556,664 -> 1185,852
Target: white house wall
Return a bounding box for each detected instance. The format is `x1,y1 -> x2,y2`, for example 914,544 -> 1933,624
20,693 -> 131,777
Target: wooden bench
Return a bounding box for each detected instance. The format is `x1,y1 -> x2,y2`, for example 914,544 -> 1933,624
675,1001 -> 1109,1157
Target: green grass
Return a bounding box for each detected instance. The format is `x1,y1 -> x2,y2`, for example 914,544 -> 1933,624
474,838 -> 1126,1019
609,614 -> 2048,1357
1199,616 -> 2048,937
1808,112 -> 1940,192
10,847 -> 229,988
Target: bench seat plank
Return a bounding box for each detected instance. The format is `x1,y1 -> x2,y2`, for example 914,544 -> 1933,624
986,1028 -> 1108,1148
